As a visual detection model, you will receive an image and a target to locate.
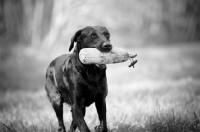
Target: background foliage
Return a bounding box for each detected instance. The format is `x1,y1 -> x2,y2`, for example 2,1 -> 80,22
0,0 -> 200,55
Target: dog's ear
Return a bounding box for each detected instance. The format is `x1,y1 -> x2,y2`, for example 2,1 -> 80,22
69,30 -> 82,52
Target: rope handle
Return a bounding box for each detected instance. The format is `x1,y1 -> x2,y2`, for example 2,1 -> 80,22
128,54 -> 138,68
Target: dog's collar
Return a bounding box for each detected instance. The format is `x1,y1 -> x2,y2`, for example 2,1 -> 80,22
95,64 -> 107,69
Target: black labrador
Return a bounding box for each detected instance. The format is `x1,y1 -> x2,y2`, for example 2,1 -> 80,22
45,26 -> 112,132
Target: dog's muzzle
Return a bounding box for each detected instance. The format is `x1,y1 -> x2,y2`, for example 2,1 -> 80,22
101,42 -> 112,52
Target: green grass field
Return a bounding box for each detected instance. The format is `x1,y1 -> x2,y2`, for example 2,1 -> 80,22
1,44 -> 200,132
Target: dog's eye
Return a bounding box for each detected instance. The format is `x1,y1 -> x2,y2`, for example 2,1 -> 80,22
90,34 -> 97,39
104,33 -> 110,39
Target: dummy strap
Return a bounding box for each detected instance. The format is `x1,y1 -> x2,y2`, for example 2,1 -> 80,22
128,54 -> 138,68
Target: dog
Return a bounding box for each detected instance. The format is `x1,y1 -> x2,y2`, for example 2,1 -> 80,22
45,26 -> 112,132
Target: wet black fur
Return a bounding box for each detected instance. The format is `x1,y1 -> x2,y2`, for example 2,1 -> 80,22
45,26 -> 112,132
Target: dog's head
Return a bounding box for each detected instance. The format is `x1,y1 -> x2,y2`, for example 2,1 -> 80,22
69,26 -> 112,53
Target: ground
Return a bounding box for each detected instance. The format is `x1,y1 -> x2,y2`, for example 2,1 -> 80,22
0,44 -> 200,132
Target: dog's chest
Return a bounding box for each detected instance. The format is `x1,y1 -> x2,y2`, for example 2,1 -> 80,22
63,61 -> 107,106
84,85 -> 102,106
81,69 -> 107,107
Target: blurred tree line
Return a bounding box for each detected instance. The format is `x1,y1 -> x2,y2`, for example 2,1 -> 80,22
0,0 -> 200,59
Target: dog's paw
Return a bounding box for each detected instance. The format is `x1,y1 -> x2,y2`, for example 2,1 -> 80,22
58,127 -> 66,132
94,126 -> 102,132
94,126 -> 107,132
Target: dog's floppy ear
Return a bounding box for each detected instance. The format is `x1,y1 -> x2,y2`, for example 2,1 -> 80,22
69,30 -> 82,51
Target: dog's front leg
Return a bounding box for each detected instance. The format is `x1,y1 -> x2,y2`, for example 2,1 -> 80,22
71,100 -> 90,132
95,99 -> 107,132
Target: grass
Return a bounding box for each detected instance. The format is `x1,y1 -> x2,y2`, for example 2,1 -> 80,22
1,44 -> 200,132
